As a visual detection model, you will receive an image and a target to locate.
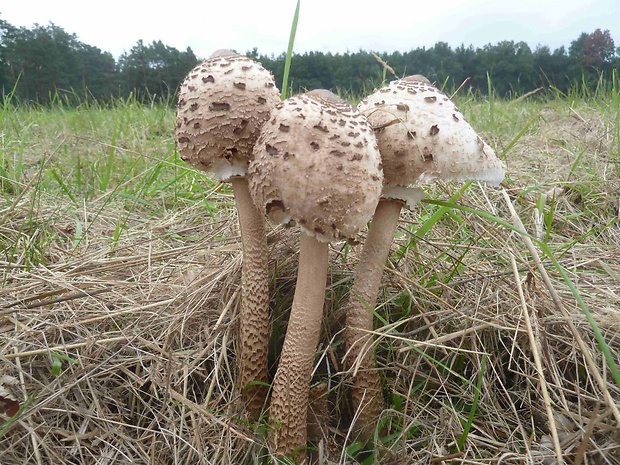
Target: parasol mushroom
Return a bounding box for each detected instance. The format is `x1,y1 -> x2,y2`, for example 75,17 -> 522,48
248,89 -> 383,460
175,50 -> 281,419
344,75 -> 506,440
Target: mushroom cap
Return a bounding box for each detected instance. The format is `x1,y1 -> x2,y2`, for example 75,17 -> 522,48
358,76 -> 506,207
175,52 -> 281,181
248,90 -> 384,243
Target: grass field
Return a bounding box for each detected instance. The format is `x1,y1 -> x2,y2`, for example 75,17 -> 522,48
1,80 -> 620,464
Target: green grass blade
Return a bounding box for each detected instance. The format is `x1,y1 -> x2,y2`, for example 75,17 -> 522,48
49,169 -> 77,204
487,72 -> 495,128
456,354 -> 487,451
0,74 -> 21,122
415,182 -> 472,238
281,0 -> 300,100
499,112 -> 539,158
0,394 -> 36,438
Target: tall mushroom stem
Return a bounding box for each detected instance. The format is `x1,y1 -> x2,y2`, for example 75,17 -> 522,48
269,234 -> 329,460
230,176 -> 270,420
343,199 -> 404,440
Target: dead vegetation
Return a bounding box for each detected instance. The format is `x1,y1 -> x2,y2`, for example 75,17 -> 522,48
1,98 -> 619,464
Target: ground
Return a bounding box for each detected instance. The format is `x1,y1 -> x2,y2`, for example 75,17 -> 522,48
1,91 -> 619,464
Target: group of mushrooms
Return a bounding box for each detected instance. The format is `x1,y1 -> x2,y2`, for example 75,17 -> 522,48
176,50 -> 505,461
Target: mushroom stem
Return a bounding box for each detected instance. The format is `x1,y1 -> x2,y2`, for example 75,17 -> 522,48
269,233 -> 329,461
230,176 -> 270,420
343,198 -> 404,440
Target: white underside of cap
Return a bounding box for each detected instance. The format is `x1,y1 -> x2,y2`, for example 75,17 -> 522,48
415,162 -> 505,187
297,224 -> 335,243
267,215 -> 337,243
268,209 -> 293,227
381,186 -> 426,210
210,160 -> 248,181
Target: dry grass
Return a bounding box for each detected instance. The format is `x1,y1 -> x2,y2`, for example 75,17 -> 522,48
1,95 -> 620,464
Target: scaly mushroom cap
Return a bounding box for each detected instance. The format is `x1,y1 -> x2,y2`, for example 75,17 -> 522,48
248,90 -> 384,243
358,76 -> 506,207
176,51 -> 281,181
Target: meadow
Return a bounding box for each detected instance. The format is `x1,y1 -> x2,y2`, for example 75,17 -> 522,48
1,78 -> 619,464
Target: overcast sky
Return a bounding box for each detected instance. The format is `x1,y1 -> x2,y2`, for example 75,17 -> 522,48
1,1 -> 618,60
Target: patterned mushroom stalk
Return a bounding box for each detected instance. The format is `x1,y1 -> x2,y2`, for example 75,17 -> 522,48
345,75 -> 506,440
248,90 -> 383,461
176,50 -> 281,420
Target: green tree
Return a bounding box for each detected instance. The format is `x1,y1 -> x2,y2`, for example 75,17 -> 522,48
0,20 -> 14,97
582,29 -> 616,72
1,16 -> 618,104
533,45 -> 571,92
79,44 -> 118,101
118,40 -> 198,101
454,44 -> 480,91
0,20 -> 119,103
477,41 -> 536,96
568,29 -> 617,86
427,42 -> 461,89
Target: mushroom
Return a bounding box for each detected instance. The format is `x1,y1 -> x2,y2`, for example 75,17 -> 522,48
344,75 -> 506,439
248,89 -> 383,460
175,50 -> 281,419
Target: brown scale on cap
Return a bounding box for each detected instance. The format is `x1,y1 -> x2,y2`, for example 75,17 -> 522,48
401,74 -> 432,84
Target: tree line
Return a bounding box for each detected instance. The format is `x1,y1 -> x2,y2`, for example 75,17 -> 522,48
0,16 -> 617,105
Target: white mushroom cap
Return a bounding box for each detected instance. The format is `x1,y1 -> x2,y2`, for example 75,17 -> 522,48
358,75 -> 506,208
176,51 -> 281,181
248,90 -> 384,243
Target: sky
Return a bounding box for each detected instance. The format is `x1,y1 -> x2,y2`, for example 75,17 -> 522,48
1,0 -> 619,60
